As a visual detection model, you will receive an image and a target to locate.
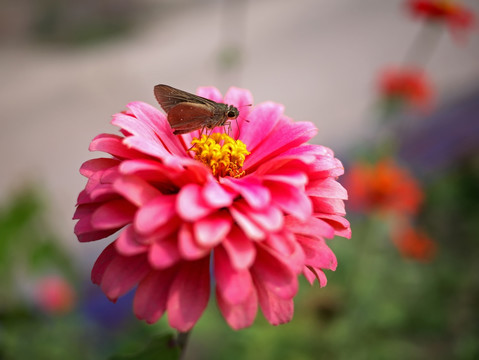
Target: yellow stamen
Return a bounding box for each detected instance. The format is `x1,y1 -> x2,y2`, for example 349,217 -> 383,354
191,133 -> 250,178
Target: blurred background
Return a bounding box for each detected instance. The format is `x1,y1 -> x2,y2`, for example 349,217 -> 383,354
1,0 -> 478,359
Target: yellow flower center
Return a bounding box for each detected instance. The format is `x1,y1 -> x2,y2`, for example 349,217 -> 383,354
191,133 -> 250,178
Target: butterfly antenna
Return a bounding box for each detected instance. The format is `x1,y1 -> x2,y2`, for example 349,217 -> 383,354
238,104 -> 252,123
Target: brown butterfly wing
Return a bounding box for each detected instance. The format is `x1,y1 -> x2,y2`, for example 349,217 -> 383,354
167,102 -> 215,133
154,84 -> 218,113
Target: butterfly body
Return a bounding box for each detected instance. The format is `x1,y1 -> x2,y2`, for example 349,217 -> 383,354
154,84 -> 239,135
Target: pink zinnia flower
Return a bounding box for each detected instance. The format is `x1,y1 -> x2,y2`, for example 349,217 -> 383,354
73,86 -> 350,331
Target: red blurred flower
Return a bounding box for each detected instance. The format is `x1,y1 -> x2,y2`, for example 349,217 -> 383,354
378,67 -> 433,110
407,0 -> 475,38
393,224 -> 437,261
35,276 -> 76,314
345,159 -> 423,216
73,86 -> 350,331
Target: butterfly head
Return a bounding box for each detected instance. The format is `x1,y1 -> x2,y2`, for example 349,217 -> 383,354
226,105 -> 240,119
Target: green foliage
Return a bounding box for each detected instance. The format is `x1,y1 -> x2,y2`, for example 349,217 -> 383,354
0,187 -> 75,290
1,315 -> 96,360
0,188 -> 69,307
109,334 -> 180,360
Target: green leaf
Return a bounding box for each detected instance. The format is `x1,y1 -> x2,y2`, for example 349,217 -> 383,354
109,334 -> 180,360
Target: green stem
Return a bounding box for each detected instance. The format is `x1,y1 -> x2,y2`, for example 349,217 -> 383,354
402,22 -> 444,68
350,215 -> 392,298
177,331 -> 191,360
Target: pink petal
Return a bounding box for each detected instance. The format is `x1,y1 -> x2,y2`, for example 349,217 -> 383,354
119,159 -> 170,182
254,144 -> 320,175
316,214 -> 352,239
112,111 -> 173,161
297,235 -> 337,271
221,177 -> 271,210
100,250 -> 150,301
244,118 -> 318,171
125,101 -> 185,157
234,201 -> 284,232
303,266 -> 328,287
308,156 -> 345,179
202,179 -> 235,208
264,232 -> 295,257
222,226 -> 257,270
124,136 -> 184,169
261,168 -> 308,187
214,246 -> 253,305
176,183 -> 214,221
91,242 -> 117,285
82,169 -> 110,193
230,205 -> 265,241
73,203 -> 97,220
74,215 -> 119,242
77,228 -> 119,243
316,269 -> 328,287
216,286 -> 258,330
306,178 -> 348,200
120,158 -> 209,188
145,217 -> 181,242
134,267 -> 178,324
311,197 -> 346,215
303,266 -> 317,285
264,232 -> 305,274
173,157 -> 211,185
90,199 -> 136,230
314,145 -> 335,157
85,183 -> 118,204
77,171 -> 119,205
149,237 -> 181,269
89,133 -> 145,159
99,166 -> 120,184
196,86 -> 223,102
267,181 -> 312,222
224,87 -> 254,112
223,87 -> 254,140
76,190 -> 91,206
178,224 -> 210,260
134,195 -> 176,235
283,143 -> 330,158
254,277 -> 294,326
251,246 -> 298,300
285,216 -> 335,239
80,158 -> 119,178
167,257 -> 211,332
239,102 -> 283,152
115,226 -> 148,256
113,175 -> 162,207
194,211 -> 232,247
